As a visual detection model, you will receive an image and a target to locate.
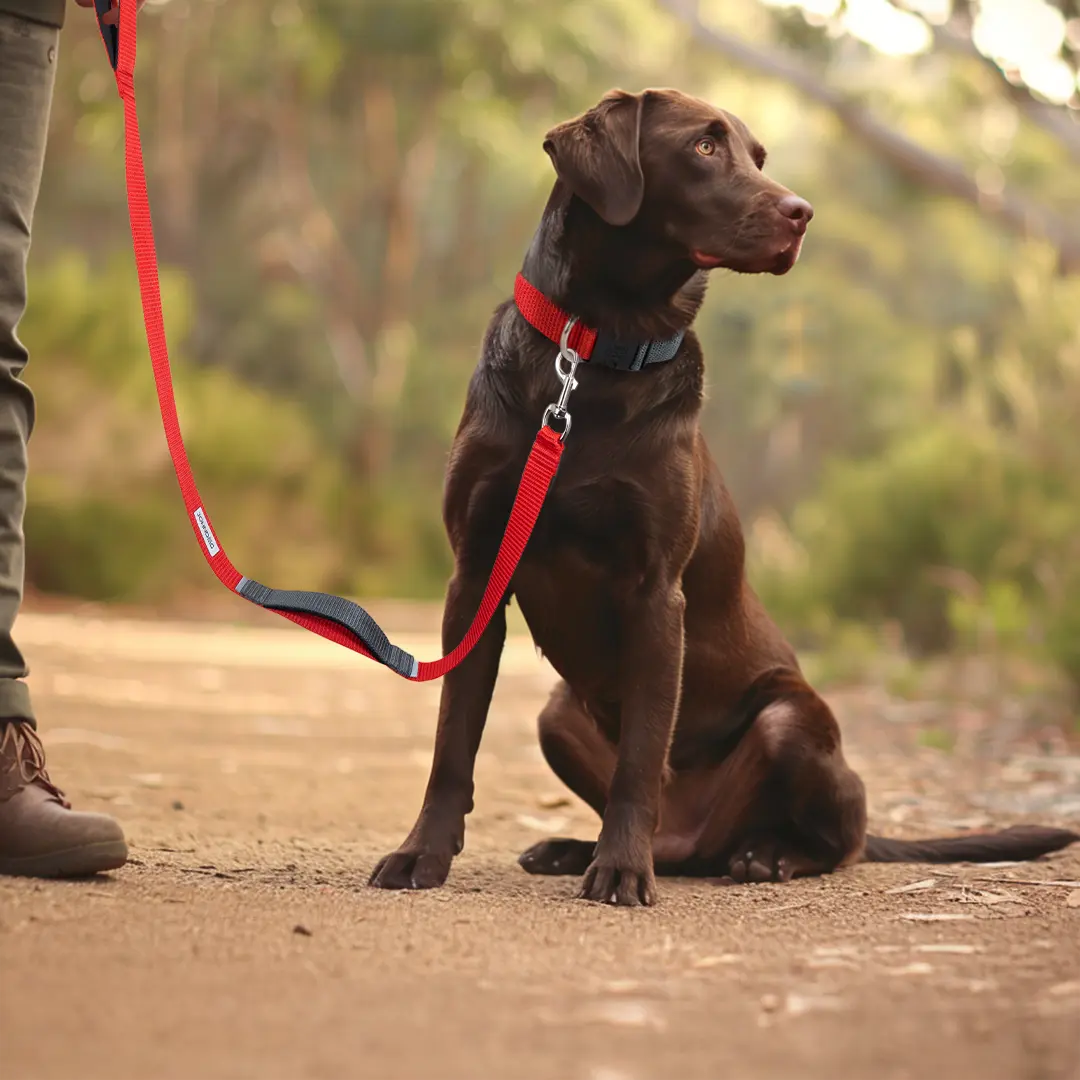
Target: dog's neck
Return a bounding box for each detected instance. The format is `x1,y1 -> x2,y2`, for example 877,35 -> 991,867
520,183 -> 708,343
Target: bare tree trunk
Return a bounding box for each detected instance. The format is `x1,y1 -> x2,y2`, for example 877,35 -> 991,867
371,91 -> 441,414
270,72 -> 372,402
451,153 -> 488,292
154,0 -> 196,265
347,83 -> 444,478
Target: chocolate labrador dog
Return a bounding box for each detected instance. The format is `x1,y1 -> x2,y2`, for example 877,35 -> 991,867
369,88 -> 1078,906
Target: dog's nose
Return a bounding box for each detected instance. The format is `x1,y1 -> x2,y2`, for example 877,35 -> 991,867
778,195 -> 814,230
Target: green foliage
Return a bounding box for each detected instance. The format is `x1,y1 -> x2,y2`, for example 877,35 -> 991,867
757,412 -> 1080,663
26,485 -> 174,602
947,580 -> 1032,655
1045,571 -> 1080,699
798,621 -> 886,689
917,727 -> 955,753
22,252 -> 355,604
789,422 -> 1030,652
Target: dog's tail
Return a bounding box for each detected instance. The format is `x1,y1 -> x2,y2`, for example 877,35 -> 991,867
862,825 -> 1078,864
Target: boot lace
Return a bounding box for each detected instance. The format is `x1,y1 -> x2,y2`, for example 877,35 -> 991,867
0,722 -> 70,807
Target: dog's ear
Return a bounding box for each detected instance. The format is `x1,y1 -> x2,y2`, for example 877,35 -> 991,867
543,90 -> 645,227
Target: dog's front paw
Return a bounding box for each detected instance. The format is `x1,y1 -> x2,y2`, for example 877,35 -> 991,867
578,853 -> 657,907
368,847 -> 454,891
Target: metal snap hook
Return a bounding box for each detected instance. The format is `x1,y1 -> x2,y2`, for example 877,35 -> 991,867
555,317 -> 580,389
542,404 -> 572,441
543,317 -> 582,442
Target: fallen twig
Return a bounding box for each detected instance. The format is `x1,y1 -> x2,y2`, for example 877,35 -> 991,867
744,898 -> 816,917
898,913 -> 976,922
971,878 -> 1080,889
886,877 -> 941,894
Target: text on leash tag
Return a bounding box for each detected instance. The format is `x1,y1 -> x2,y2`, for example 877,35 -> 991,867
193,507 -> 220,556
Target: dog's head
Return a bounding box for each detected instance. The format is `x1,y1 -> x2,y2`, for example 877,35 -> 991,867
543,88 -> 811,275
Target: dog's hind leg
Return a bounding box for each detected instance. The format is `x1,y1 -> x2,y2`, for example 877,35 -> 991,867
518,672 -> 872,885
518,682 -> 614,877
687,687 -> 869,883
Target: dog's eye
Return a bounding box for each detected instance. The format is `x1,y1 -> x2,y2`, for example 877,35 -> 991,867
695,137 -> 717,157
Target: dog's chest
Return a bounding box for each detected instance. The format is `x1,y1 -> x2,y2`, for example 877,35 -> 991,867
526,456 -> 657,576
506,467 -> 660,691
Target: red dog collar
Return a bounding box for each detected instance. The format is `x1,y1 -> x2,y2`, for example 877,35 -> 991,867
514,273 -> 684,372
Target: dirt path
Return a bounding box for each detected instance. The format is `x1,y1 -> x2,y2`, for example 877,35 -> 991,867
2,609 -> 1079,1080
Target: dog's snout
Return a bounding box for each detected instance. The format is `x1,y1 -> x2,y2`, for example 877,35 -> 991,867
777,195 -> 814,231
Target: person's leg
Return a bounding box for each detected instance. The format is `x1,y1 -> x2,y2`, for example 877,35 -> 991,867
0,11 -> 127,876
0,12 -> 49,720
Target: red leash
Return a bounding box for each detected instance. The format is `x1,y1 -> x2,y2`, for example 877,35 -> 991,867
94,1 -> 568,681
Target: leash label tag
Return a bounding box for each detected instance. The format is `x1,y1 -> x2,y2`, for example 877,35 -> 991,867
193,507 -> 220,557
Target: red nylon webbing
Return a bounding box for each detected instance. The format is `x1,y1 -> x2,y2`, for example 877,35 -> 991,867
514,273 -> 598,359
103,2 -> 563,681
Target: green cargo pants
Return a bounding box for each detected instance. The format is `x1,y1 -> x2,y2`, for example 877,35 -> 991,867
0,12 -> 61,728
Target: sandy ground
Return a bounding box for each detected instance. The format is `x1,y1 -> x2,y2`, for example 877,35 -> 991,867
1,606 -> 1079,1080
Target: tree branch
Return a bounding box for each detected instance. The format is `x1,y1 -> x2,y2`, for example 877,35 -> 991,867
658,0 -> 1080,273
890,1 -> 1080,163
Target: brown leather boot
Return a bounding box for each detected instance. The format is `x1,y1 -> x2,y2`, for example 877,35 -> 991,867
0,720 -> 127,877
